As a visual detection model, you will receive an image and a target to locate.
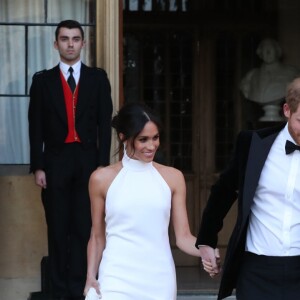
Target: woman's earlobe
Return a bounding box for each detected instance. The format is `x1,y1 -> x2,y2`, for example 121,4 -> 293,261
119,133 -> 125,141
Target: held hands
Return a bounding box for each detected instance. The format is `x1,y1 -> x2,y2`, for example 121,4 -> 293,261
199,246 -> 221,278
84,276 -> 102,299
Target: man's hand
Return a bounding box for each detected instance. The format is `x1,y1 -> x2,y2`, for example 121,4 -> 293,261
199,245 -> 222,278
34,170 -> 47,189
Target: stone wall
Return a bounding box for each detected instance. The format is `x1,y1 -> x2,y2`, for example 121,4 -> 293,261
0,175 -> 47,279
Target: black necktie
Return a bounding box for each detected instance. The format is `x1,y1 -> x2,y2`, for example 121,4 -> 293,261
67,67 -> 76,93
285,140 -> 300,154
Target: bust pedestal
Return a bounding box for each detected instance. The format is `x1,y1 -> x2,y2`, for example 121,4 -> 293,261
260,103 -> 284,122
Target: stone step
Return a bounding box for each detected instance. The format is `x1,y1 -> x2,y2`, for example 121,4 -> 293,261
177,296 -> 236,300
29,291 -> 236,300
177,291 -> 236,300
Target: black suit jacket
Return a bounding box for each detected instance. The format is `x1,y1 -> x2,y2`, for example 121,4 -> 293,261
196,123 -> 286,299
28,64 -> 113,173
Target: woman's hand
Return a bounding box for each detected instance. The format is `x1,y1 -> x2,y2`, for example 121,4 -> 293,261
200,246 -> 222,278
84,276 -> 101,299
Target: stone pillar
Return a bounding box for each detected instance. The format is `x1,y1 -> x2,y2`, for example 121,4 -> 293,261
96,0 -> 121,162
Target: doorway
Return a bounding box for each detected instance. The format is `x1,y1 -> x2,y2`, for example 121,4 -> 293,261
122,0 -> 278,266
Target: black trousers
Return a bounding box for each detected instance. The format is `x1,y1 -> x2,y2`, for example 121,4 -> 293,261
42,143 -> 97,298
236,252 -> 300,300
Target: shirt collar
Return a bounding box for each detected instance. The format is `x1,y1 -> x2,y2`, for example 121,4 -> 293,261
282,123 -> 297,144
59,60 -> 81,76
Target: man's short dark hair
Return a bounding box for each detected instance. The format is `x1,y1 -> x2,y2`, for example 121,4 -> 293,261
55,20 -> 84,41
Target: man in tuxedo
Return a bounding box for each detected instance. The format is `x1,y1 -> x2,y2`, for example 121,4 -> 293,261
196,77 -> 300,300
28,20 -> 113,300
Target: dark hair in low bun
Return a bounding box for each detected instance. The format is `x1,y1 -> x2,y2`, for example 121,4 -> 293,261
112,102 -> 161,154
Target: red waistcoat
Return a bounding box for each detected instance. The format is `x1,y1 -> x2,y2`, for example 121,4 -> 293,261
60,71 -> 81,143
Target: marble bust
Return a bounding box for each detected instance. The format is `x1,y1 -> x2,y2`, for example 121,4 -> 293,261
240,38 -> 299,121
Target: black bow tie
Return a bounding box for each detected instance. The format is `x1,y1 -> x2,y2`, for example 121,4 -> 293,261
285,140 -> 300,154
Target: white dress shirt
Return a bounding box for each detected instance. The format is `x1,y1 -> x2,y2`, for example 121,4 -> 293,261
59,60 -> 81,84
246,124 -> 300,256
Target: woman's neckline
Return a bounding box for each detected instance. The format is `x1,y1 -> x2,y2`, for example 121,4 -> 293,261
122,151 -> 153,171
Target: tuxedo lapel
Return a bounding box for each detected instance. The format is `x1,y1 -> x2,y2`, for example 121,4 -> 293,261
47,66 -> 67,124
76,64 -> 92,120
242,131 -> 279,224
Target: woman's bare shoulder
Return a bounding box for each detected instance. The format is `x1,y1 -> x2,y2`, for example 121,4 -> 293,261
153,162 -> 184,187
90,161 -> 123,187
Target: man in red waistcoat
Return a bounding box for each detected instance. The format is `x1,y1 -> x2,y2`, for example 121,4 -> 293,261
28,20 -> 113,300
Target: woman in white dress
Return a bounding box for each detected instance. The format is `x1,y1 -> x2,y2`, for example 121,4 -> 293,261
83,102 -> 206,300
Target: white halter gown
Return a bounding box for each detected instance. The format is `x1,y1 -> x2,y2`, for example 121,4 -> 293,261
98,153 -> 176,299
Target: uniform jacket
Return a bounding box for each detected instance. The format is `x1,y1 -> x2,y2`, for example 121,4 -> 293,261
196,123 -> 286,299
28,64 -> 113,173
